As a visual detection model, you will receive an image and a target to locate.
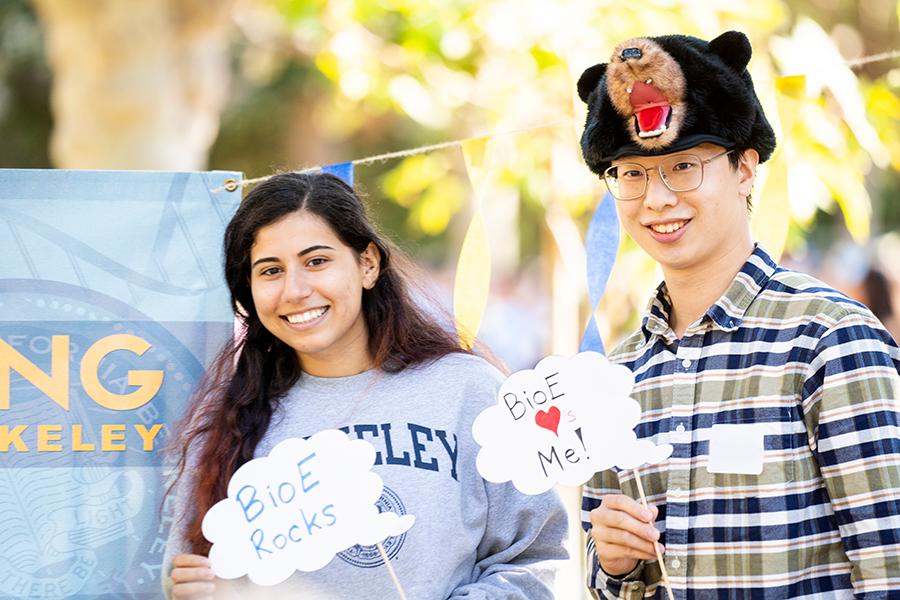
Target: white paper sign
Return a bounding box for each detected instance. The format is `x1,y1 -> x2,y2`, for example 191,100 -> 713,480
707,424 -> 765,475
473,352 -> 673,495
201,429 -> 415,586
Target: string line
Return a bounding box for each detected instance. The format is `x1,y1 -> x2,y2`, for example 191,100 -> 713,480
840,49 -> 900,70
212,48 -> 900,194
212,118 -> 576,192
777,49 -> 900,78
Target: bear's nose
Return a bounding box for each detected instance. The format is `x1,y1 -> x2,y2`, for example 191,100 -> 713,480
621,47 -> 642,60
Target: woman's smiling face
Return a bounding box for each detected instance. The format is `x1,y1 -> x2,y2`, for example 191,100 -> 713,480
249,210 -> 380,377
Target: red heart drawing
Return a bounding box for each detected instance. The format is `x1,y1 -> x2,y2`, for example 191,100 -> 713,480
534,406 -> 561,436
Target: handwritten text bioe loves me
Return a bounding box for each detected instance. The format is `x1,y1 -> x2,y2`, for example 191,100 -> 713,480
501,371 -> 589,477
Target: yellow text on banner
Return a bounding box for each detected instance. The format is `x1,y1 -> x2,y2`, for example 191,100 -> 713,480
454,138 -> 494,350
753,75 -> 806,261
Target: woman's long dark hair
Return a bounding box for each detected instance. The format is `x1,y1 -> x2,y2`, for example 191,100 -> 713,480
169,171 -> 470,555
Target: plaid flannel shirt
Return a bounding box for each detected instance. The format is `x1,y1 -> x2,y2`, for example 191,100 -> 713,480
582,246 -> 900,599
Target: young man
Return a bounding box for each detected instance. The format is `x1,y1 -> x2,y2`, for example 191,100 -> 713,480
577,31 -> 900,598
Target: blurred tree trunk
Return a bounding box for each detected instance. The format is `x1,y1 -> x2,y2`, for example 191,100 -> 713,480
29,0 -> 234,170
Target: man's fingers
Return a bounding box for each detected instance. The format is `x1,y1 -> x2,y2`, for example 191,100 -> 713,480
599,493 -> 658,524
594,521 -> 663,559
592,498 -> 660,542
589,494 -> 664,568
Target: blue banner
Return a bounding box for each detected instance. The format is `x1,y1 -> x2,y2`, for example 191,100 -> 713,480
0,169 -> 242,600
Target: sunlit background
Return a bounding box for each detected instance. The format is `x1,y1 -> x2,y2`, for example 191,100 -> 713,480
3,0 -> 900,595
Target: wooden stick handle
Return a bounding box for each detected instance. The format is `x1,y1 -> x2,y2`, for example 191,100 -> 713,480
633,469 -> 675,600
377,542 -> 408,600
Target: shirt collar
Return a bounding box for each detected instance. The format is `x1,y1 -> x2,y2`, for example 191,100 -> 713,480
641,282 -> 674,342
639,245 -> 777,341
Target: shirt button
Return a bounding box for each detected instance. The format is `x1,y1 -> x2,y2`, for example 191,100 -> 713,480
682,359 -> 691,368
676,424 -> 685,434
671,558 -> 681,569
672,487 -> 682,498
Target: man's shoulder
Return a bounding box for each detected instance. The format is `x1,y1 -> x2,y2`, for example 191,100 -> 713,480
737,247 -> 868,318
735,264 -> 900,357
767,266 -> 836,292
759,266 -> 872,320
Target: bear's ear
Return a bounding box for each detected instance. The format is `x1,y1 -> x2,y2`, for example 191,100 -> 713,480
708,30 -> 752,72
577,63 -> 608,103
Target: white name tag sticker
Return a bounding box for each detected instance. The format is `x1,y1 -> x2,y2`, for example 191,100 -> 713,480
707,424 -> 765,475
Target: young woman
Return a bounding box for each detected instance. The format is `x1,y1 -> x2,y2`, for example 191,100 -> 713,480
163,171 -> 568,600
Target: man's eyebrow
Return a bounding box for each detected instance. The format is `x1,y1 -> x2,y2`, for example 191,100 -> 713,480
250,245 -> 334,270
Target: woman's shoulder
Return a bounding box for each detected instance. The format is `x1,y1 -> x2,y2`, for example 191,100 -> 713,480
391,353 -> 506,420
384,353 -> 506,408
413,352 -> 506,383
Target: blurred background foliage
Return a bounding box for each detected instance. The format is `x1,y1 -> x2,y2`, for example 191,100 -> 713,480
2,0 -> 900,366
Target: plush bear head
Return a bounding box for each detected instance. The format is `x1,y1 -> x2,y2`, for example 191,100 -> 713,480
577,31 -> 777,176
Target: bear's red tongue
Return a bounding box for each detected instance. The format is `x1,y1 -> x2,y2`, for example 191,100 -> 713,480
630,81 -> 670,135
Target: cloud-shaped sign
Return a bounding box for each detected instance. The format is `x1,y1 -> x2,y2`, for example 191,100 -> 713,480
201,429 -> 415,586
473,352 -> 672,495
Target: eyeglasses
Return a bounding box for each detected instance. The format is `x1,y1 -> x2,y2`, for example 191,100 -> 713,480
603,149 -> 733,201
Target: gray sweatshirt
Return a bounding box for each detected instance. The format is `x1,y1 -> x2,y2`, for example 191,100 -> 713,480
164,353 -> 569,599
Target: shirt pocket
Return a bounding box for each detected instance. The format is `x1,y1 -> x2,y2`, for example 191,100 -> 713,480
706,407 -> 796,494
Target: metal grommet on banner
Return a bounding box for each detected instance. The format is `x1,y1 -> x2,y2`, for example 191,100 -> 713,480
223,178 -> 239,192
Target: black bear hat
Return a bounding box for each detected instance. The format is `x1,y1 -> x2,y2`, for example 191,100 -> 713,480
578,31 -> 777,176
